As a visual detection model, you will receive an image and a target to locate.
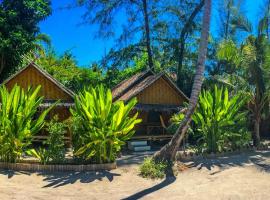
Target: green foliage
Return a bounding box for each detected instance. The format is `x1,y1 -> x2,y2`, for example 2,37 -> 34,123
139,157 -> 168,179
192,86 -> 251,153
0,0 -> 51,79
167,110 -> 193,136
45,116 -> 66,163
26,148 -> 49,165
70,85 -> 142,163
0,85 -> 54,162
36,51 -> 104,92
27,116 -> 66,164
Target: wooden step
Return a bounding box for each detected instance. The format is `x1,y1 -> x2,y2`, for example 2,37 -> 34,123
133,146 -> 151,152
128,141 -> 147,147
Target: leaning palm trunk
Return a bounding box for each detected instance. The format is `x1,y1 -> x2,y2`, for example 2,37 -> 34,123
153,0 -> 212,162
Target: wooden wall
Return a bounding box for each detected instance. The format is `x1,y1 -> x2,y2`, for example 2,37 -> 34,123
136,77 -> 185,105
5,64 -> 72,101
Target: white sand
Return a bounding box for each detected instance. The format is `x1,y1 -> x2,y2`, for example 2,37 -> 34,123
0,151 -> 270,200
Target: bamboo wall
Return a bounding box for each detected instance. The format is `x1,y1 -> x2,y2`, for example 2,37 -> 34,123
136,77 -> 185,105
5,64 -> 72,101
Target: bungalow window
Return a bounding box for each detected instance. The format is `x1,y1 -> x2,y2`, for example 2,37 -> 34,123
147,111 -> 162,123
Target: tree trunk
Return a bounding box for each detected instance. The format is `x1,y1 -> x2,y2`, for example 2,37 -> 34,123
224,1 -> 232,39
142,0 -> 154,69
153,0 -> 212,162
0,53 -> 5,77
177,0 -> 205,88
267,0 -> 270,38
254,117 -> 261,147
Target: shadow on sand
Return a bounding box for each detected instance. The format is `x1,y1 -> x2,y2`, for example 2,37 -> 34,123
121,151 -> 270,200
39,170 -> 121,188
0,150 -> 269,197
121,174 -> 176,200
0,170 -> 31,179
192,151 -> 270,173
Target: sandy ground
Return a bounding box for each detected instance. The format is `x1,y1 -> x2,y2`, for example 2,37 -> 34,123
0,151 -> 270,200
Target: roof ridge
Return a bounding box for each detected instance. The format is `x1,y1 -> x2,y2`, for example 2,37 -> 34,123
2,61 -> 75,99
112,69 -> 153,101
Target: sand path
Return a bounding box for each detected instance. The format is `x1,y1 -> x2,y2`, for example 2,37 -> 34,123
0,151 -> 270,200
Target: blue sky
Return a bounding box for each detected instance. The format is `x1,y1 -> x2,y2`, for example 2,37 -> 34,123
39,0 -> 264,67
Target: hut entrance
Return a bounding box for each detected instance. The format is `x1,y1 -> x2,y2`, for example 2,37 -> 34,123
146,111 -> 164,135
147,111 -> 161,123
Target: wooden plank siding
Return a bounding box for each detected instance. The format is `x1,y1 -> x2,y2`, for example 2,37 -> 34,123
136,77 -> 185,105
5,64 -> 72,101
3,63 -> 74,145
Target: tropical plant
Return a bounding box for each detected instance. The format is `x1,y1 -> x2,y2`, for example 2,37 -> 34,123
26,148 -> 50,165
192,86 -> 251,153
139,157 -> 169,179
216,33 -> 270,146
70,85 -> 141,164
0,85 -> 54,163
167,108 -> 193,136
45,116 -> 66,163
27,116 -> 66,164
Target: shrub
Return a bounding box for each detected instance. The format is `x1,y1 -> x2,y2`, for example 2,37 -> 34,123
70,85 -> 141,164
26,148 -> 49,165
192,86 -> 251,153
139,157 -> 168,179
27,116 -> 66,164
0,85 -> 54,163
45,116 -> 66,163
168,111 -> 193,135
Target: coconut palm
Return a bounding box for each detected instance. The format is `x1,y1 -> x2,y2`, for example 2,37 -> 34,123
153,0 -> 212,162
216,20 -> 270,146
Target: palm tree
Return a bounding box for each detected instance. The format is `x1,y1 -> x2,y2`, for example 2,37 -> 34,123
215,18 -> 270,146
153,0 -> 212,162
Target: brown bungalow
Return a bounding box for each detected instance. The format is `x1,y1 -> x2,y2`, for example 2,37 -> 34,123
3,62 -> 74,143
3,63 -> 188,143
112,70 -> 189,141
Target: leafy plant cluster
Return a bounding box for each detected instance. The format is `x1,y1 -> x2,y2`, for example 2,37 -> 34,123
171,86 -> 251,153
139,157 -> 168,179
0,85 -> 54,163
27,116 -> 66,164
70,85 -> 142,164
0,84 -> 140,165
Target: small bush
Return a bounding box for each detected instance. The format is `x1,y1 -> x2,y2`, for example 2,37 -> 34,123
139,157 -> 168,179
27,116 -> 66,164
45,116 -> 66,163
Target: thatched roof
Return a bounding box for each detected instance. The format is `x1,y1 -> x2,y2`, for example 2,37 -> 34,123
112,70 -> 189,102
2,62 -> 75,99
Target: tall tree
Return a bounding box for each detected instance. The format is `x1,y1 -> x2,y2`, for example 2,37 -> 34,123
176,0 -> 205,91
153,0 -> 212,161
216,36 -> 270,146
142,0 -> 153,69
0,0 -> 51,79
217,0 -> 251,41
76,0 -> 154,69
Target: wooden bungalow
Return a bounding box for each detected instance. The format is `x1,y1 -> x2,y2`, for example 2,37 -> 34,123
2,62 -> 74,143
112,70 -> 189,141
2,63 -> 188,143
